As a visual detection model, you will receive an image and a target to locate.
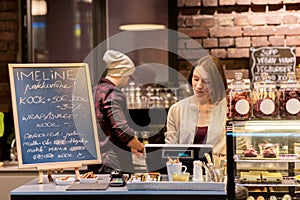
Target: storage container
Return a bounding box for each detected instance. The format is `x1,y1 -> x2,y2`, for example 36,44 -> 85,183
227,72 -> 252,120
278,72 -> 300,119
252,72 -> 278,119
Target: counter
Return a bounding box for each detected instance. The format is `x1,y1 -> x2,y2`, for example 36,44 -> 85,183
10,174 -> 227,200
0,162 -> 88,200
0,163 -> 38,200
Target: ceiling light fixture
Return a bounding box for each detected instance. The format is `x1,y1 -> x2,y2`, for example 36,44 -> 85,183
119,24 -> 166,31
31,0 -> 47,16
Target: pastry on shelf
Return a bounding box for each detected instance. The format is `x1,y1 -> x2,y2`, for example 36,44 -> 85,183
239,171 -> 261,183
262,146 -> 277,158
236,137 -> 247,154
261,172 -> 283,183
280,145 -> 288,154
246,196 -> 255,200
294,175 -> 300,182
269,195 -> 277,200
295,142 -> 300,157
243,146 -> 258,157
246,186 -> 267,192
282,194 -> 291,200
269,186 -> 288,192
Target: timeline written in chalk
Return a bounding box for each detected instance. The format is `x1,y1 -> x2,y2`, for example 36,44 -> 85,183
9,63 -> 101,168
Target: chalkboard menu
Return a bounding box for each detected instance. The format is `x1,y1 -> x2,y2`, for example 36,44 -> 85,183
250,46 -> 296,83
8,63 -> 101,168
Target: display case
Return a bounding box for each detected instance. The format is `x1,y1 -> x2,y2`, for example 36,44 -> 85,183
227,120 -> 300,200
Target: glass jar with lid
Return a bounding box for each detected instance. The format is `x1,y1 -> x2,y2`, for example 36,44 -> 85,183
252,72 -> 278,119
227,72 -> 252,120
279,72 -> 300,119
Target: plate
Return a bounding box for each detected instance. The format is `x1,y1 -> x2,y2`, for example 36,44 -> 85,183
79,177 -> 98,184
55,177 -> 75,185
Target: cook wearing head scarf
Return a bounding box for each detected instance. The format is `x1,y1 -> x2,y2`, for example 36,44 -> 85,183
91,50 -> 144,174
103,50 -> 135,77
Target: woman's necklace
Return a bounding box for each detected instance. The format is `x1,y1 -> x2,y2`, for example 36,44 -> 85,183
197,104 -> 212,127
194,95 -> 213,127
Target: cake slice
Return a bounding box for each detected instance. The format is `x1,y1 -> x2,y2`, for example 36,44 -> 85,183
239,172 -> 261,183
261,172 -> 282,183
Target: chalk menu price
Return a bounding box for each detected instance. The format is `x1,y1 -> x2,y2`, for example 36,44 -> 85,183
250,46 -> 296,83
9,63 -> 101,167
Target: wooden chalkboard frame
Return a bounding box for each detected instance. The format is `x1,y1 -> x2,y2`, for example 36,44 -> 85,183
250,46 -> 296,84
8,63 -> 101,169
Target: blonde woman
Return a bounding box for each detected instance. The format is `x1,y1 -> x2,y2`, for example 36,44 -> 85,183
165,55 -> 228,156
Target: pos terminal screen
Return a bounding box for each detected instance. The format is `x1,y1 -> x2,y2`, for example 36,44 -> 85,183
162,150 -> 194,159
144,144 -> 213,173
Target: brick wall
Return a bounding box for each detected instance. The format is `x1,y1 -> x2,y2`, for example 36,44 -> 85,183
177,0 -> 300,78
2,0 -> 300,111
0,0 -> 19,112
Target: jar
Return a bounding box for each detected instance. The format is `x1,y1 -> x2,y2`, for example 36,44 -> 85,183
252,72 -> 278,119
227,72 -> 252,120
279,72 -> 300,119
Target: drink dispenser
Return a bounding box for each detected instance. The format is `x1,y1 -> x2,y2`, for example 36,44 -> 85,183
252,72 -> 278,119
279,72 -> 300,119
227,72 -> 251,120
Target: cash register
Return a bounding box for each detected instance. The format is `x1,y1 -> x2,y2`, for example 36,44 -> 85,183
144,144 -> 213,174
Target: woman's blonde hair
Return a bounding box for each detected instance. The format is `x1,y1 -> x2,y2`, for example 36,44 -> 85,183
194,55 -> 227,104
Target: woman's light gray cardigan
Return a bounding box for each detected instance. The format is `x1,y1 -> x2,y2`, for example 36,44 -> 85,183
164,96 -> 227,155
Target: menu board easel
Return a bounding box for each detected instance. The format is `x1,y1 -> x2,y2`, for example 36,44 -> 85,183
8,63 -> 101,183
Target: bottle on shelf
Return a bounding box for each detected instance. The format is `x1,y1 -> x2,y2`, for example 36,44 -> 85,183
128,81 -> 136,109
123,83 -> 178,109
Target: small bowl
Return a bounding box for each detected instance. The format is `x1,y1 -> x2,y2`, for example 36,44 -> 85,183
79,177 -> 98,184
55,177 -> 75,185
172,172 -> 190,182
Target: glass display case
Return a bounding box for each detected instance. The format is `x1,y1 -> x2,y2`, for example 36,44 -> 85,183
227,120 -> 300,200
